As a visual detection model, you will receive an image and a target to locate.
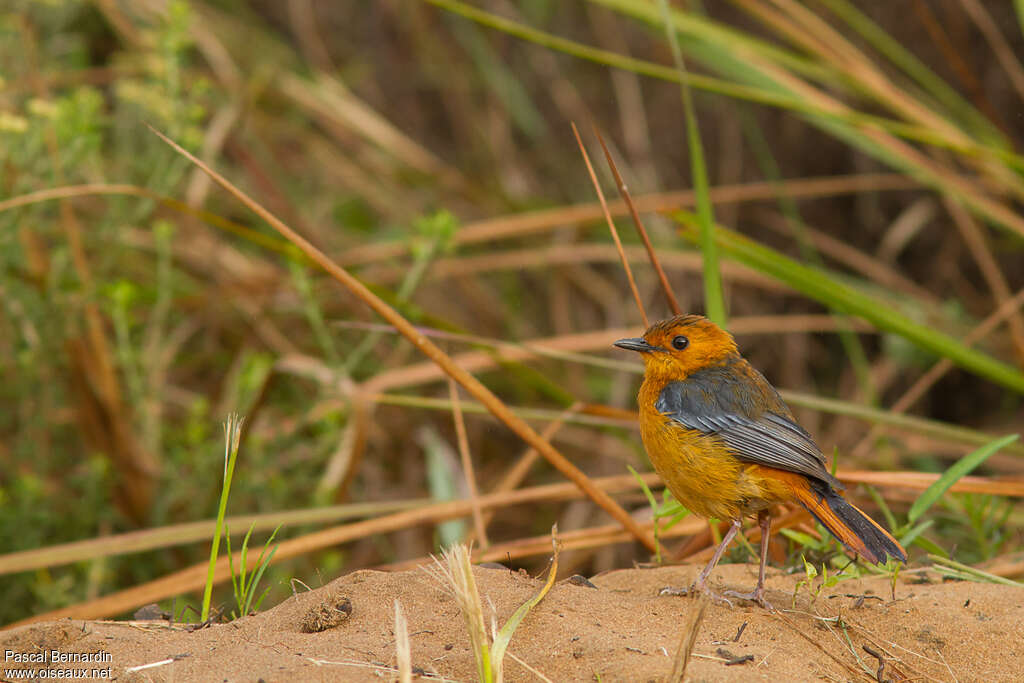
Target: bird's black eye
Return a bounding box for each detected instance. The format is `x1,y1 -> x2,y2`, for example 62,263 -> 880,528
671,335 -> 689,350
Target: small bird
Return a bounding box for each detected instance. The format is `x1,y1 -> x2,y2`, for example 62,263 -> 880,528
615,314 -> 906,607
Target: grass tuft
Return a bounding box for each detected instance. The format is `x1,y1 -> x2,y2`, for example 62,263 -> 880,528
424,527 -> 560,683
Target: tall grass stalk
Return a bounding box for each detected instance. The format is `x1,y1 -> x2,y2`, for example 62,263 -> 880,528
200,413 -> 244,623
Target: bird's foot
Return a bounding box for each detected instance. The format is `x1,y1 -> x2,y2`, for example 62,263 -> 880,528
722,587 -> 774,611
659,583 -> 734,608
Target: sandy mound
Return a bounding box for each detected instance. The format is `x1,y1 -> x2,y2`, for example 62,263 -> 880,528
3,563 -> 1021,681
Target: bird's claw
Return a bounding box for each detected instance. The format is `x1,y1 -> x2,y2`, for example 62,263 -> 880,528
721,589 -> 774,611
659,584 -> 734,608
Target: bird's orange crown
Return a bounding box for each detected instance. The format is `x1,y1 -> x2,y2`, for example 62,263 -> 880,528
614,314 -> 739,381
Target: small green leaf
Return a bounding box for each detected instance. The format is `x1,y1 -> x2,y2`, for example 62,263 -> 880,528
908,434 -> 1019,523
802,555 -> 818,580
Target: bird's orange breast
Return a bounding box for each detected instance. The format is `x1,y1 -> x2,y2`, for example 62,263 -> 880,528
637,380 -> 794,521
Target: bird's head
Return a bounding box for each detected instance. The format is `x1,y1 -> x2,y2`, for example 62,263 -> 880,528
613,314 -> 739,380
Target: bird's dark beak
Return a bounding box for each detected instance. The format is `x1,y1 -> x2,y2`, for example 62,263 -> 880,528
613,337 -> 659,353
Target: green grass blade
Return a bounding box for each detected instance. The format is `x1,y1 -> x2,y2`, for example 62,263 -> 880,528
239,522 -> 254,597
863,485 -> 898,532
225,528 -> 238,615
780,528 -> 821,549
202,414 -> 244,623
676,219 -> 1024,394
928,554 -> 1024,587
912,535 -> 948,558
908,435 -> 1020,524
421,426 -> 466,547
243,528 -> 280,615
589,0 -> 831,80
628,465 -> 659,510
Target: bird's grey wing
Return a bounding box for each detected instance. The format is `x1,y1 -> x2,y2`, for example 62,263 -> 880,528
655,366 -> 841,489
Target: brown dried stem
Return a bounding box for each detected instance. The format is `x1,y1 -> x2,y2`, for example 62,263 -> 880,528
148,125 -> 656,553
593,125 -> 681,316
448,378 -> 488,547
571,121 -> 649,327
668,593 -> 710,683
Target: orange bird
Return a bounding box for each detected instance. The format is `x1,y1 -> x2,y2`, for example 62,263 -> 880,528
615,314 -> 905,606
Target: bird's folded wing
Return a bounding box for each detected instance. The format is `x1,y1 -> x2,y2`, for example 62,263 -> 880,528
656,378 -> 842,488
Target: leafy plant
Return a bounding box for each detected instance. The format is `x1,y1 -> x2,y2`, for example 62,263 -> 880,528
895,434 -> 1020,561
226,522 -> 280,620
792,554 -> 856,607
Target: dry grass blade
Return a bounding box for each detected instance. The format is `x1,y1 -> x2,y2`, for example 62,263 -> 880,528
359,244 -> 783,293
394,600 -> 413,683
837,470 -> 1024,498
676,508 -> 808,563
278,73 -> 467,191
449,378 -> 488,547
571,121 -> 649,327
334,173 -> 916,266
593,125 -> 681,316
471,515 -> 702,565
471,405 -> 580,540
424,544 -> 491,682
350,316 -> 870,398
945,198 -> 1024,363
147,125 -> 656,553
757,209 -> 939,303
957,0 -> 1024,105
771,611 -> 864,679
668,593 -> 710,683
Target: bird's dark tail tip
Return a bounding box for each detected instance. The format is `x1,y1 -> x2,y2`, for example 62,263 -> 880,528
793,480 -> 907,565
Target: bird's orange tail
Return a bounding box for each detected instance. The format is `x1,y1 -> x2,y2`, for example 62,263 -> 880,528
789,477 -> 906,565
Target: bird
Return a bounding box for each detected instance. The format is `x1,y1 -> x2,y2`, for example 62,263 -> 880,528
614,314 -> 906,607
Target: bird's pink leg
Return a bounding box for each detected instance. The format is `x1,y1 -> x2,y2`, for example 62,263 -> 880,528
660,520 -> 742,605
723,510 -> 774,610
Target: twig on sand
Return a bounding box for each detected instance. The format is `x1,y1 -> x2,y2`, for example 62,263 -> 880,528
668,593 -> 710,682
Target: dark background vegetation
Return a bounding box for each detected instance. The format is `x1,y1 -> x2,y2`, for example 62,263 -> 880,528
1,0 -> 1022,625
